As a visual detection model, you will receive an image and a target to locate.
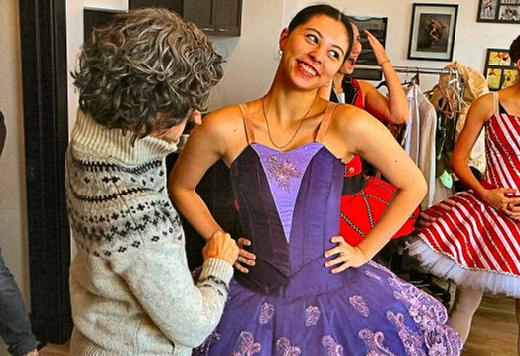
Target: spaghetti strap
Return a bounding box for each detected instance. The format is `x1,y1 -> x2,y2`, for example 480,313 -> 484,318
238,103 -> 255,144
315,102 -> 337,143
492,92 -> 500,116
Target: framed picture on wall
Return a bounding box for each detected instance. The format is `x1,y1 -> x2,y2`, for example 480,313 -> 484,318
407,3 -> 458,61
477,0 -> 520,24
484,48 -> 519,90
350,16 -> 388,81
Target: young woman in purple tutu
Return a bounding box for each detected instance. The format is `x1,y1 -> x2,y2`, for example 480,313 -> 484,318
170,5 -> 462,355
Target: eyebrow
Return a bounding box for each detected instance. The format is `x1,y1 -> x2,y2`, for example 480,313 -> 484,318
304,27 -> 346,56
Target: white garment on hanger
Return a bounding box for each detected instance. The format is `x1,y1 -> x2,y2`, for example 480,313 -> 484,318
335,92 -> 345,104
404,84 -> 438,209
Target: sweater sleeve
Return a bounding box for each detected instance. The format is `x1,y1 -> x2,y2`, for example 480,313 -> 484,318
110,240 -> 233,348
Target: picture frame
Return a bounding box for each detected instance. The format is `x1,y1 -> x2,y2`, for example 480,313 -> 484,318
350,16 -> 388,81
407,3 -> 458,62
477,0 -> 520,24
483,48 -> 519,90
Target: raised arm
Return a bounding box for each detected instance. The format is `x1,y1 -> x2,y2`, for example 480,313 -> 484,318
360,30 -> 408,124
325,106 -> 425,271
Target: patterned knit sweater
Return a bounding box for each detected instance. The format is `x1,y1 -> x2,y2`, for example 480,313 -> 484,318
66,111 -> 233,356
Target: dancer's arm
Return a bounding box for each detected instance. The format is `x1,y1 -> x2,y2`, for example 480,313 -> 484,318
451,93 -> 520,219
168,112 -> 226,239
324,107 -> 425,271
169,106 -> 257,270
361,30 -> 408,124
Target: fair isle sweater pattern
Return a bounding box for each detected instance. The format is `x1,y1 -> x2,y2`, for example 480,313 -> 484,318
66,155 -> 181,258
66,111 -> 234,355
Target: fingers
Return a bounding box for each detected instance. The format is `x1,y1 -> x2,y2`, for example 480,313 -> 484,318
239,248 -> 256,260
234,254 -> 256,273
331,262 -> 351,274
237,237 -> 251,247
330,235 -> 348,245
233,261 -> 249,273
237,237 -> 256,261
324,254 -> 348,268
237,253 -> 256,266
504,204 -> 520,220
192,110 -> 202,125
234,237 -> 255,273
324,246 -> 346,258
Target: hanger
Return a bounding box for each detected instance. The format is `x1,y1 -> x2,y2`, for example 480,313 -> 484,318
376,80 -> 387,89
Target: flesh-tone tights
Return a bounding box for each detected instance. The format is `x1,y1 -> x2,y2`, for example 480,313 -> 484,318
450,286 -> 520,354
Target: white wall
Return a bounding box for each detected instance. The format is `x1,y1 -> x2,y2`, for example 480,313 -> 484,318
0,0 -> 29,305
68,0 -> 520,113
207,0 -> 520,109
206,0 -> 284,110
0,2 -> 29,353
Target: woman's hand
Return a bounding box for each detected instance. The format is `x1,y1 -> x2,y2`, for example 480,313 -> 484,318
233,237 -> 256,273
364,30 -> 389,66
324,236 -> 370,273
481,188 -> 520,219
202,231 -> 239,265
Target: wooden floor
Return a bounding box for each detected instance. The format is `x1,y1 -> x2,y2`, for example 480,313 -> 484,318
37,294 -> 517,356
463,294 -> 518,356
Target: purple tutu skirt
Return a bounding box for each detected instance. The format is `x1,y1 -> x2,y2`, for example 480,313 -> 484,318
194,261 -> 461,355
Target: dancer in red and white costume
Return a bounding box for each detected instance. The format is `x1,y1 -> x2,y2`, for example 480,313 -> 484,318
409,35 -> 520,349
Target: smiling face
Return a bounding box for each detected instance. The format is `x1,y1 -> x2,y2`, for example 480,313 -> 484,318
278,15 -> 349,90
339,24 -> 362,75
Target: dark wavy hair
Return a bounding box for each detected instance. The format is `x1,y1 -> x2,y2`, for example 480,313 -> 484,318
288,4 -> 354,60
72,8 -> 223,137
510,34 -> 520,64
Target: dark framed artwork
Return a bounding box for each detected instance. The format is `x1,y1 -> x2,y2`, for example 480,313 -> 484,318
477,0 -> 520,24
484,48 -> 519,90
407,3 -> 458,61
350,16 -> 388,81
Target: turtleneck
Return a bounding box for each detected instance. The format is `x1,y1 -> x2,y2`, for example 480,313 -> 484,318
71,110 -> 178,165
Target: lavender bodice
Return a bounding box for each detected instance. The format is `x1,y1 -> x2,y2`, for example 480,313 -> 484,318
230,142 -> 348,296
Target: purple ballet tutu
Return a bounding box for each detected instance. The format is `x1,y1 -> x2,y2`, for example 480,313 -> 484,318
194,111 -> 461,355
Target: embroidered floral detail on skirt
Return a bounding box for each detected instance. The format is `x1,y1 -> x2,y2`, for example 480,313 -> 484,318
265,155 -> 301,191
386,311 -> 425,355
258,302 -> 275,325
276,337 -> 302,356
349,295 -> 369,317
231,331 -> 262,356
322,335 -> 344,356
389,274 -> 462,353
358,329 -> 396,356
194,331 -> 221,356
364,269 -> 383,281
304,305 -> 321,326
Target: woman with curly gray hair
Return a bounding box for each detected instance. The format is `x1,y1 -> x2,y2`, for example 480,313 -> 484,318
66,7 -> 238,355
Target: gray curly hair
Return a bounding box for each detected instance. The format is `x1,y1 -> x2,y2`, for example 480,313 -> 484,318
73,7 -> 223,137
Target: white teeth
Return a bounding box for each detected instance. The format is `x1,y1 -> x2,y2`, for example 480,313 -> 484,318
300,63 -> 317,76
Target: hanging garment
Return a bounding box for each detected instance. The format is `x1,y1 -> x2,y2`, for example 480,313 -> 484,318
404,84 -> 438,209
331,78 -> 418,245
432,62 -> 489,174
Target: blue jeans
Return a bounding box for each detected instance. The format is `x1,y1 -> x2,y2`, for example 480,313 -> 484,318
0,247 -> 37,355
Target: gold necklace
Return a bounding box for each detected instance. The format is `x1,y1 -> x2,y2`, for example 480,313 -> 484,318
261,94 -> 318,150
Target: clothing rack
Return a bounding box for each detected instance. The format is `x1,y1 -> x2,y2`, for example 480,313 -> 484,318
360,64 -> 465,111
357,64 -> 459,76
